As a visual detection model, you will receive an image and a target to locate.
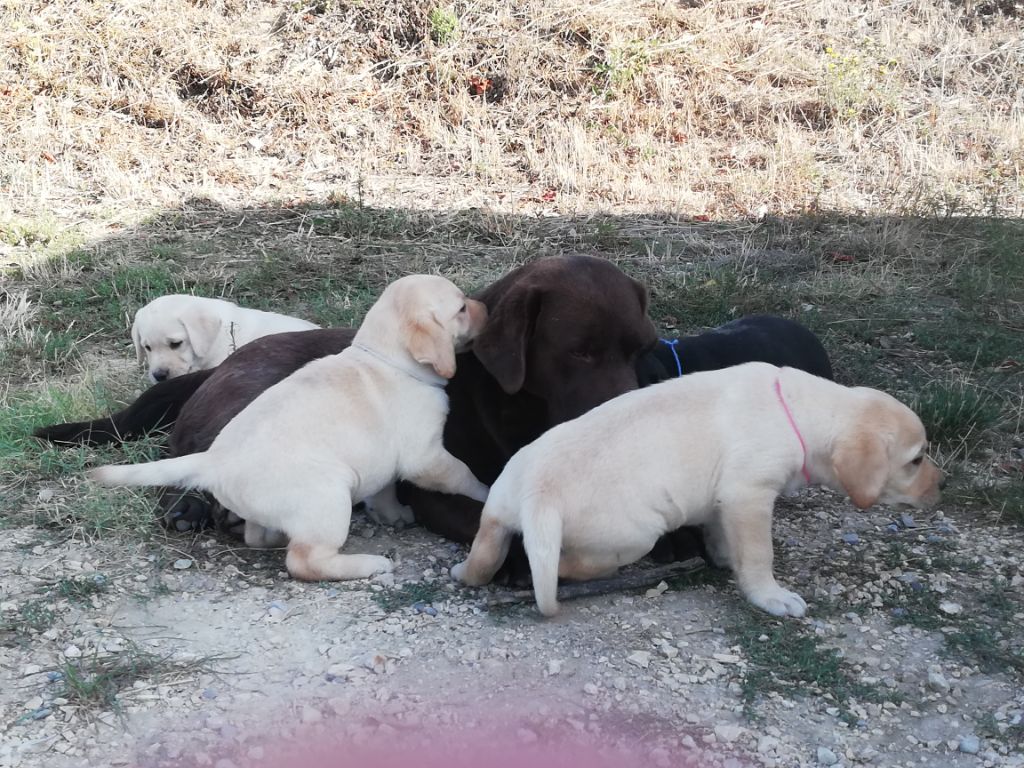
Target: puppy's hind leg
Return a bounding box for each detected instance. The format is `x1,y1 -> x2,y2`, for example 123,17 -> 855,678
363,483 -> 414,528
285,497 -> 392,582
451,513 -> 514,586
522,502 -> 563,617
408,450 -> 489,503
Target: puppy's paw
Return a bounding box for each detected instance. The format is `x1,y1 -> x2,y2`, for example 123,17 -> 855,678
365,555 -> 394,576
449,561 -> 468,583
747,585 -> 807,618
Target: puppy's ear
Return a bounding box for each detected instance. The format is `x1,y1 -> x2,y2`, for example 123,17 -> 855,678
472,285 -> 541,394
131,313 -> 145,365
832,428 -> 890,510
179,306 -> 222,362
405,315 -> 456,379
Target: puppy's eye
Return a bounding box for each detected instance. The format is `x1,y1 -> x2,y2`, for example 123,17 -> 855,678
169,340 -> 183,349
911,456 -> 924,466
144,344 -> 151,352
459,304 -> 467,314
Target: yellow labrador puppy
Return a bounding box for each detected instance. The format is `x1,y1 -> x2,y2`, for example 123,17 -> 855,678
132,295 -> 319,382
451,362 -> 942,618
94,275 -> 489,581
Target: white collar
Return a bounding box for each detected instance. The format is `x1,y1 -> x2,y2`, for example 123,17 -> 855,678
351,343 -> 447,388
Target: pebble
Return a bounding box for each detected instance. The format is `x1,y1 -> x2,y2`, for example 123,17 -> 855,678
939,601 -> 963,615
959,735 -> 980,754
173,559 -> 193,570
714,724 -> 745,743
927,670 -> 949,692
546,660 -> 562,676
63,645 -> 82,659
816,746 -> 838,765
900,513 -> 917,528
412,602 -> 437,616
583,683 -> 599,695
758,736 -> 780,754
626,651 -> 651,669
841,533 -> 860,545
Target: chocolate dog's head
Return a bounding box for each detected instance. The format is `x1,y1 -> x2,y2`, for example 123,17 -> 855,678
472,255 -> 657,423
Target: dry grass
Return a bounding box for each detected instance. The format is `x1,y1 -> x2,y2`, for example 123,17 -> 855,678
1,0 -> 1021,240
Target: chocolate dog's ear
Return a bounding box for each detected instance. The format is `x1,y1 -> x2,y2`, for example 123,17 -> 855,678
630,276 -> 650,317
472,284 -> 542,394
832,426 -> 890,510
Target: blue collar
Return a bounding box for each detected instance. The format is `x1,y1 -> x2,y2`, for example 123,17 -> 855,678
659,338 -> 682,377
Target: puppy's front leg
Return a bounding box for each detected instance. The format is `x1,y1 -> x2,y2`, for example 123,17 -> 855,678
719,490 -> 807,618
451,515 -> 513,586
408,450 -> 488,503
363,483 -> 415,528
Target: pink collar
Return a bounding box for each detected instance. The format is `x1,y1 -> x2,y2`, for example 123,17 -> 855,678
774,376 -> 811,485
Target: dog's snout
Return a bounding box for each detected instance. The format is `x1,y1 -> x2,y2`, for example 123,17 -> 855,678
938,473 -> 947,491
151,369 -> 169,382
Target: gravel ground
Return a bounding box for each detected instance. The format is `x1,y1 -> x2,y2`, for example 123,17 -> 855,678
1,483 -> 1021,768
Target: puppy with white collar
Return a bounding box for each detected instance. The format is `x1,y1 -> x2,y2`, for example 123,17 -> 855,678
452,362 -> 942,617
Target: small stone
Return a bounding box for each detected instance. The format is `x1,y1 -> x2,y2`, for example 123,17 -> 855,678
939,601 -> 963,615
583,683 -> 599,695
959,735 -> 980,754
714,725 -> 745,743
173,559 -> 193,570
546,660 -> 562,677
758,736 -> 780,754
680,735 -> 697,749
22,664 -> 42,677
841,533 -> 860,545
816,746 -> 838,765
650,748 -> 671,767
63,645 -> 82,659
201,688 -> 218,700
301,706 -> 322,724
900,513 -> 917,528
37,489 -> 55,503
626,651 -> 652,669
645,581 -> 669,598
927,671 -> 950,692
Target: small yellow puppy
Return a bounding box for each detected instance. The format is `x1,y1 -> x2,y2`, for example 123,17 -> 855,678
132,295 -> 319,382
94,275 -> 489,581
452,362 -> 942,618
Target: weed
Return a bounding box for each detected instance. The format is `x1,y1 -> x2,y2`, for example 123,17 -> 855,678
373,581 -> 445,612
55,574 -> 109,602
592,40 -> 652,94
428,7 -> 458,45
57,644 -> 214,711
732,614 -> 879,723
911,378 -> 1002,446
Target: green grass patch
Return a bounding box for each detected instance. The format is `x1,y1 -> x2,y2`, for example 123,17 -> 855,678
56,644 -> 215,712
911,378 -> 1002,446
733,614 -> 881,723
373,581 -> 445,612
55,574 -> 110,602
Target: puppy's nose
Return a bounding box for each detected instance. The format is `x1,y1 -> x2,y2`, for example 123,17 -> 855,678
152,370 -> 169,382
938,474 -> 947,491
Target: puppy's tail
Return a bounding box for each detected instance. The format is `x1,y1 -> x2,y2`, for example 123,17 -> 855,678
522,502 -> 563,617
89,453 -> 209,491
